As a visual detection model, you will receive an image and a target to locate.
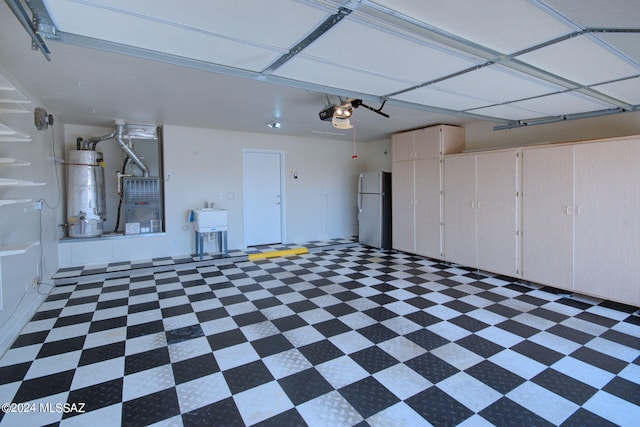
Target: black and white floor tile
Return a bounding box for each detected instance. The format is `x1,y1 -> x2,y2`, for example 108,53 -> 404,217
1,245 -> 639,426
52,238 -> 357,284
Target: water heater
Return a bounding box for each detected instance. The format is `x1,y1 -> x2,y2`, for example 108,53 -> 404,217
66,150 -> 106,238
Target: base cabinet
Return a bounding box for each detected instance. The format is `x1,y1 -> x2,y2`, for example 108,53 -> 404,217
521,138 -> 640,306
573,139 -> 640,305
443,150 -> 518,277
521,145 -> 573,290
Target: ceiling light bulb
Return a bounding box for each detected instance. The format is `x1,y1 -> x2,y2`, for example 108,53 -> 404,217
267,121 -> 281,129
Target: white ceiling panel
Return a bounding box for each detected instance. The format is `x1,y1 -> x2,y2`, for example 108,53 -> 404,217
371,0 -> 574,54
467,104 -> 545,121
432,65 -> 563,104
598,33 -> 640,65
295,18 -> 481,85
46,0 -> 284,71
543,0 -> 640,28
47,0 -> 330,50
510,92 -> 614,116
518,35 -> 640,85
593,77 -> 640,105
391,86 -> 491,111
273,56 -> 415,96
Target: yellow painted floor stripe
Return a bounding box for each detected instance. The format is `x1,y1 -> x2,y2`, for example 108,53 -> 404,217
248,247 -> 308,261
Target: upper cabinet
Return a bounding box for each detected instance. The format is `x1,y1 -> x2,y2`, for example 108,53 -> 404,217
392,125 -> 464,161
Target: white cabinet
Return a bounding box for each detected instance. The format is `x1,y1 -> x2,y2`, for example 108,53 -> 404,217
442,154 -> 476,267
443,150 -> 519,276
521,138 -> 640,306
391,125 -> 464,258
391,160 -> 415,254
521,145 -> 573,289
573,139 -> 640,305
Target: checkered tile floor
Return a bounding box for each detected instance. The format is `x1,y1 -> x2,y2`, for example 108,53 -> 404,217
1,246 -> 639,426
52,238 -> 357,284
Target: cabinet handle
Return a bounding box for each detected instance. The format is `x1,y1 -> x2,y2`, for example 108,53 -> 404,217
470,201 -> 476,209
565,206 -> 571,215
577,206 -> 582,215
477,202 -> 482,209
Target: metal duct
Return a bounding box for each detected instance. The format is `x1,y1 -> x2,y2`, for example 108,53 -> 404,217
115,119 -> 149,177
83,129 -> 116,150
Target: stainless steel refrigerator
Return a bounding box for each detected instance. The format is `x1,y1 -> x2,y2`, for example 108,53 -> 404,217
357,171 -> 392,249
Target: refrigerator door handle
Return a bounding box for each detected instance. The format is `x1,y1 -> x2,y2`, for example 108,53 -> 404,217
357,174 -> 363,212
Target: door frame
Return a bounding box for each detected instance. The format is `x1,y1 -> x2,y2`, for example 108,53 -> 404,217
242,148 -> 286,248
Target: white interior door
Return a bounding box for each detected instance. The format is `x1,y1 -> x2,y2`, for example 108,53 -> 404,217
243,150 -> 283,247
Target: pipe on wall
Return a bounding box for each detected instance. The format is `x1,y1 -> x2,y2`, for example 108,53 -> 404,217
115,119 -> 149,177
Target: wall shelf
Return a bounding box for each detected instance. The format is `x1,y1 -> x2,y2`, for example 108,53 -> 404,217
0,178 -> 18,186
13,179 -> 46,187
0,158 -> 30,167
0,128 -> 31,142
0,72 -> 40,265
0,241 -> 39,257
0,104 -> 29,114
0,178 -> 44,187
0,199 -> 31,207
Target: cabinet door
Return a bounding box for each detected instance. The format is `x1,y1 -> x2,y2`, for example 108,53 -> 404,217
521,146 -> 574,289
574,140 -> 640,305
392,132 -> 415,162
441,125 -> 466,155
444,155 -> 477,267
392,161 -> 415,253
414,126 -> 441,159
415,158 -> 442,259
476,151 -> 518,276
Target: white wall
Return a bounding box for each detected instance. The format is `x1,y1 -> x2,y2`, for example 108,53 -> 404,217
358,138 -> 392,172
162,125 -> 365,251
0,66 -> 64,354
59,125 -> 387,266
465,110 -> 640,151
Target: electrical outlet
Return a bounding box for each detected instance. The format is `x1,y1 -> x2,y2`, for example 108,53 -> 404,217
35,200 -> 43,210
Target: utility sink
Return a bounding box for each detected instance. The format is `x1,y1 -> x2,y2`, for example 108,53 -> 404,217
194,208 -> 228,233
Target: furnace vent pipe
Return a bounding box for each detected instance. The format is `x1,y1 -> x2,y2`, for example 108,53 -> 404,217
83,129 -> 116,150
115,119 -> 149,177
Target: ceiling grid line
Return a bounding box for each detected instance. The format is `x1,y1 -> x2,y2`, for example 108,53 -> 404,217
261,6 -> 353,75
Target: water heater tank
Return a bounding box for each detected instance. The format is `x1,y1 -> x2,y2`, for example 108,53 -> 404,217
66,150 -> 106,238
